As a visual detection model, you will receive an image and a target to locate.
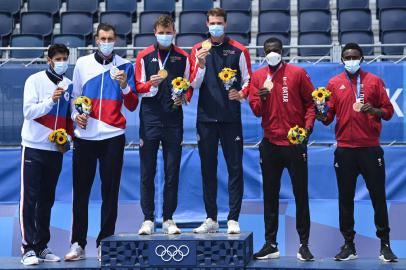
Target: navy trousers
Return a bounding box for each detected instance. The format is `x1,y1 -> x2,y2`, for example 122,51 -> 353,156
197,122 -> 244,221
140,125 -> 183,221
20,146 -> 62,254
71,134 -> 125,248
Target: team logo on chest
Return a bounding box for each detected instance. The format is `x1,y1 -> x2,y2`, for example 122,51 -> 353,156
64,91 -> 70,102
222,49 -> 235,56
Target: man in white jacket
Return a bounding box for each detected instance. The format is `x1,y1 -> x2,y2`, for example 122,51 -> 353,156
64,23 -> 138,262
20,44 -> 72,265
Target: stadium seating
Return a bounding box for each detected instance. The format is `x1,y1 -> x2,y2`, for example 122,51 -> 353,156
226,11 -> 251,39
66,0 -> 98,21
297,0 -> 330,11
52,34 -> 86,48
298,32 -> 331,57
0,12 -> 13,46
182,0 -> 213,12
60,12 -> 93,44
377,0 -> 406,18
133,33 -> 156,56
113,34 -> 128,58
100,11 -> 132,43
379,8 -> 406,33
10,34 -> 44,58
139,11 -> 171,34
299,10 -> 331,33
105,0 -> 137,22
179,11 -> 207,34
220,0 -> 251,13
227,33 -> 250,46
339,31 -> 374,55
337,0 -> 369,12
175,33 -> 206,53
258,10 -> 290,34
256,32 -> 290,57
0,0 -> 20,21
144,0 -> 175,14
27,0 -> 60,21
338,9 -> 372,32
259,0 -> 290,12
381,31 -> 406,55
20,12 -> 53,44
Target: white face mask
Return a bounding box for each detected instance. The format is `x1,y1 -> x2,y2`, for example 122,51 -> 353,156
53,61 -> 68,75
343,59 -> 361,74
99,42 -> 115,56
264,51 -> 281,67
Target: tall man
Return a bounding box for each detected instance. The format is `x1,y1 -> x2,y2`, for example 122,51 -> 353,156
64,23 -> 138,261
249,38 -> 315,261
319,43 -> 397,262
190,8 -> 251,234
20,44 -> 72,265
135,15 -> 192,235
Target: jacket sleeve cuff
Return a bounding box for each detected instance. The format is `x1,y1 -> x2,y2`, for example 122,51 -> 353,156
121,84 -> 131,95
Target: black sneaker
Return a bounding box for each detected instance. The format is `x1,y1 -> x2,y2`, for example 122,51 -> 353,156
335,243 -> 358,261
253,243 -> 280,260
379,244 -> 398,262
297,244 -> 314,261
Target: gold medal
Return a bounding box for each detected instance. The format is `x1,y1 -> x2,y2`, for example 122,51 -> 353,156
353,102 -> 363,112
158,69 -> 168,79
201,40 -> 212,50
263,79 -> 273,91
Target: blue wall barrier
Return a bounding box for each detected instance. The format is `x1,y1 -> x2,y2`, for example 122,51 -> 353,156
0,62 -> 405,145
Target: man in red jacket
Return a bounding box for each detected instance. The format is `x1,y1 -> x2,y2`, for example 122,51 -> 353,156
319,43 -> 397,262
249,37 -> 316,261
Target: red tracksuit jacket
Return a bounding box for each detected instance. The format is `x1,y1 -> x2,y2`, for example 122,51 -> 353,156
323,70 -> 394,147
249,63 -> 316,146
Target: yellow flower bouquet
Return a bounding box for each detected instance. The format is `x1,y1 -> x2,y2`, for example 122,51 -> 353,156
312,87 -> 331,115
171,77 -> 190,110
74,96 -> 92,115
287,125 -> 307,144
49,128 -> 69,153
218,67 -> 237,91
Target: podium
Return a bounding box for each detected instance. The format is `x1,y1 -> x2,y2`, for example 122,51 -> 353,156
100,232 -> 253,270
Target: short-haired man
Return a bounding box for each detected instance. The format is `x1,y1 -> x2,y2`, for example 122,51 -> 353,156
249,37 -> 316,261
190,8 -> 251,234
319,43 -> 397,262
64,23 -> 138,261
135,15 -> 193,235
20,44 -> 72,265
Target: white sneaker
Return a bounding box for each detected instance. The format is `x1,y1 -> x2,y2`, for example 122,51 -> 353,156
21,250 -> 39,265
227,220 -> 241,234
193,218 -> 219,234
162,220 -> 181,234
38,248 -> 61,262
138,220 -> 154,235
64,242 -> 86,261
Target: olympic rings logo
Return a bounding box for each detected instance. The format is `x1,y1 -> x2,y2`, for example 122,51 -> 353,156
154,244 -> 190,262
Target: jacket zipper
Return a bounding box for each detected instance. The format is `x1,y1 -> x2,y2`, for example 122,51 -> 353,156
99,60 -> 105,121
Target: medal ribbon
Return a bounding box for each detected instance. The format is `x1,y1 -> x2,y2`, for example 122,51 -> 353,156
157,49 -> 171,70
347,73 -> 363,103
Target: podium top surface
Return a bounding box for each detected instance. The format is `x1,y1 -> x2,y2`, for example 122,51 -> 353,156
102,232 -> 253,242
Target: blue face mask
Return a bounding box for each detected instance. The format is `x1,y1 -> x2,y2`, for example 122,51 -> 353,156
53,61 -> 68,75
208,24 -> 225,38
99,42 -> 115,56
343,59 -> 361,74
156,34 -> 173,48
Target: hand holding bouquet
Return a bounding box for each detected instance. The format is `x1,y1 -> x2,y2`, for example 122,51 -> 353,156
48,128 -> 69,153
171,77 -> 190,110
218,67 -> 237,91
74,96 -> 92,129
287,125 -> 307,145
312,87 -> 331,116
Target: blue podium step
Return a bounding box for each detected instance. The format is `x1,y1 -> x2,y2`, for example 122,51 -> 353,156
100,232 -> 253,270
